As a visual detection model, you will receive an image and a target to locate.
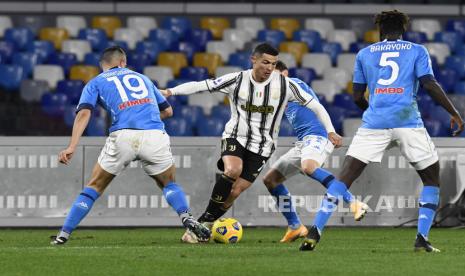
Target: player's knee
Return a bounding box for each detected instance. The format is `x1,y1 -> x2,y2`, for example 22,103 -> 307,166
223,166 -> 242,179
301,160 -> 319,175
263,174 -> 277,190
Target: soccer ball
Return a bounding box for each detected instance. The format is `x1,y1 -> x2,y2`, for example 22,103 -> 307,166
211,218 -> 243,244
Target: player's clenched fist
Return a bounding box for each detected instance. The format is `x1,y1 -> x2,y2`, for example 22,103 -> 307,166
59,147 -> 75,165
328,132 -> 342,148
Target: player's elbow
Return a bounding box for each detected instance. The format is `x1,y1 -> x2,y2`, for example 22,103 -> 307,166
76,109 -> 91,120
160,107 -> 173,119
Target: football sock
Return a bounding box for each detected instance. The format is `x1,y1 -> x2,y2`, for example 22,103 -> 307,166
62,187 -> 100,234
269,184 -> 301,229
309,168 -> 355,203
199,174 -> 235,222
163,182 -> 190,215
313,180 -> 348,234
417,185 -> 439,239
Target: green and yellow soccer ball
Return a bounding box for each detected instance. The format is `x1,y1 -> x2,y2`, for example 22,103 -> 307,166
211,218 -> 243,244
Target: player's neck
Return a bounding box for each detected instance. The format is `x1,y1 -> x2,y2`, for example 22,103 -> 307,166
251,70 -> 270,83
382,34 -> 401,41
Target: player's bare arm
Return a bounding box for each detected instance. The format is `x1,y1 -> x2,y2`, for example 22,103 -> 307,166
160,106 -> 173,119
59,109 -> 91,165
353,83 -> 369,110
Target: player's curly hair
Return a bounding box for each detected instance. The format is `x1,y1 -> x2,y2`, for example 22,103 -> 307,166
375,10 -> 409,38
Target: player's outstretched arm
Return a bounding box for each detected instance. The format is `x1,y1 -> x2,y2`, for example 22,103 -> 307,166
161,81 -> 210,97
59,109 -> 91,165
422,78 -> 464,136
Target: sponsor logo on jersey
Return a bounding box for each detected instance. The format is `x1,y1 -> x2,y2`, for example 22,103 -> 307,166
240,103 -> 274,114
118,98 -> 154,110
375,87 -> 405,94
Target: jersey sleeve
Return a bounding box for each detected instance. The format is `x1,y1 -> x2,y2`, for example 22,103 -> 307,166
415,45 -> 434,79
152,83 -> 171,111
353,52 -> 367,84
204,72 -> 241,94
76,80 -> 98,112
287,78 -> 314,106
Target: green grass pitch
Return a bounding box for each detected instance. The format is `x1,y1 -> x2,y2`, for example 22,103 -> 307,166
0,227 -> 463,275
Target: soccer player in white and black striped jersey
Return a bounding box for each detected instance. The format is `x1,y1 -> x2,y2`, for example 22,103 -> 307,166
162,43 -> 342,242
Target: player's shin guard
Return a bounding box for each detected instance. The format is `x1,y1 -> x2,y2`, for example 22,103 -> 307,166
269,184 -> 301,229
163,182 -> 190,216
308,168 -> 354,203
313,180 -> 347,234
199,174 -> 235,223
417,185 -> 439,239
62,187 -> 100,235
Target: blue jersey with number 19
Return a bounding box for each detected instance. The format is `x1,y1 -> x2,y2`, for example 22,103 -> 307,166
77,67 -> 169,133
353,39 -> 434,129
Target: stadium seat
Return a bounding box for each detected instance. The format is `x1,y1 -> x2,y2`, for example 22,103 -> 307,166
200,17 -> 230,40
180,67 -> 209,81
346,17 -> 372,40
86,116 -> 107,136
62,40 -> 91,62
196,117 -> 224,136
41,92 -> 69,117
364,30 -> 379,43
349,42 -> 370,53
223,29 -> 250,50
175,105 -> 205,126
33,65 -> 64,89
0,16 -> 12,38
194,53 -> 223,76
424,43 -> 451,65
228,52 -> 252,70
127,52 -> 152,73
279,119 -> 295,137
39,28 -> 69,50
26,41 -> 55,62
185,29 -> 213,51
70,65 -> 100,83
434,31 -> 461,54
0,64 -> 25,90
311,80 -> 340,102
288,67 -> 317,85
143,66 -> 174,88
235,17 -> 265,39
280,42 -> 308,65
215,66 -> 242,77
257,30 -> 286,49
323,68 -> 351,90
332,93 -> 362,118
445,56 -> 465,79
270,18 -> 300,40
435,68 -> 458,93
4,28 -> 34,51
16,15 -> 50,35
92,16 -> 122,38
337,53 -> 356,74
293,30 -> 322,52
207,41 -> 235,63
403,31 -> 428,44
148,29 -> 179,51
56,80 -> 84,104
164,117 -> 193,136
48,52 -> 78,75
322,42 -> 342,65
83,52 -> 100,67
304,18 -> 334,40
211,105 -> 231,124
114,28 -> 143,50
328,30 -> 357,51
166,79 -> 190,89
135,41 -> 163,61
326,106 -> 345,134
188,92 -> 224,115
78,28 -> 108,51
56,16 -> 86,37
278,53 -> 297,69
446,19 -> 465,40
127,16 -> 157,39
454,82 -> 465,95
63,105 -> 77,127
161,17 -> 192,39
0,41 -> 15,63
302,53 -> 332,77
157,52 -> 188,77
411,19 -> 441,41
172,41 -> 196,63
20,79 -> 49,103
12,52 -> 42,76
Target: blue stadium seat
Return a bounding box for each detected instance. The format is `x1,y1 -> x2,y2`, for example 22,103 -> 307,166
434,31 -> 461,53
126,52 -> 152,73
86,116 -> 107,136
228,52 -> 252,69
26,41 -> 55,62
257,30 -> 286,49
417,94 -> 435,119
316,94 -> 329,109
403,31 -> 427,44
430,56 -> 440,74
180,67 -> 209,81
431,105 -> 452,127
445,19 -> 465,40
12,52 -> 42,77
161,17 -> 192,39
172,42 -> 196,64
63,105 -> 76,127
148,29 -> 179,51
48,52 -> 78,75
279,119 -> 295,137
288,67 -> 317,85
332,93 -> 362,118
0,64 -> 24,90
444,56 -> 465,79
196,117 -> 224,136
454,81 -> 465,95
78,28 -> 108,51
175,105 -> 205,126
107,40 -> 129,52
4,28 -> 34,51
0,53 -> 3,64
164,117 -> 193,136
40,92 -> 69,117
166,78 -> 190,89
185,29 -> 213,52
83,52 -> 100,67
327,106 -> 345,134
293,30 -> 323,52
424,119 -> 447,137
211,105 -> 231,124
436,68 -> 458,93
0,41 -> 15,63
456,44 -> 465,56
321,42 -> 342,65
349,42 -> 370,53
56,80 -> 85,104
135,41 -> 162,61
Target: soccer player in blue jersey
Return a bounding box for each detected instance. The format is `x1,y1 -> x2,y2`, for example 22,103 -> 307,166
262,61 -> 368,243
300,10 -> 464,252
51,46 -> 211,245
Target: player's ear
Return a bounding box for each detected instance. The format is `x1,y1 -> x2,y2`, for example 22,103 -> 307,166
251,55 -> 257,65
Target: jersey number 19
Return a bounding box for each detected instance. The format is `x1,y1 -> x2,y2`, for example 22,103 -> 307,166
107,74 -> 148,102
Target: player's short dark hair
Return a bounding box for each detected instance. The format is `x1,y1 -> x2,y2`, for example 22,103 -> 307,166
252,43 -> 279,57
275,60 -> 288,72
375,10 -> 409,37
100,46 -> 126,63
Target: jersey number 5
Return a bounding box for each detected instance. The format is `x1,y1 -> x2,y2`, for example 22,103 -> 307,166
107,74 -> 148,102
377,52 -> 399,86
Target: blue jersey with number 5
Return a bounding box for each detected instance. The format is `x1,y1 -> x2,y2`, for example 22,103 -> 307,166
353,39 -> 434,129
77,67 -> 168,133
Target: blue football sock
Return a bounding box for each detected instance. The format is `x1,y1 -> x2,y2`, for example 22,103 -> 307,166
269,184 -> 301,229
418,185 -> 439,239
163,182 -> 190,215
309,168 -> 354,203
62,187 -> 100,234
313,180 -> 347,234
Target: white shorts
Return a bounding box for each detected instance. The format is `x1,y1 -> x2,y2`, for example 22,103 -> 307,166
98,129 -> 174,176
346,127 -> 438,170
271,135 -> 334,178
